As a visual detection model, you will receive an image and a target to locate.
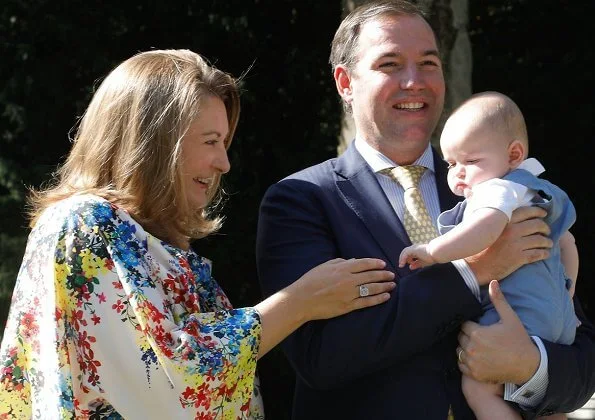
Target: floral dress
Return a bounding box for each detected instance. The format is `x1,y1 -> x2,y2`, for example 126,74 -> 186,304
0,194 -> 264,419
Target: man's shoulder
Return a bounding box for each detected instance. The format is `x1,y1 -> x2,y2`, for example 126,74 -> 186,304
261,157 -> 340,201
282,156 -> 339,184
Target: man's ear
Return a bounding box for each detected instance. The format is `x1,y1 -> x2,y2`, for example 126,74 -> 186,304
334,65 -> 353,104
508,140 -> 526,168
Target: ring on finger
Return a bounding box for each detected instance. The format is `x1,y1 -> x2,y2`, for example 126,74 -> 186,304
358,285 -> 370,297
457,347 -> 464,364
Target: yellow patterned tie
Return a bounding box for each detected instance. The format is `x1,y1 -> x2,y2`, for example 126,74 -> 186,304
384,165 -> 439,244
385,165 -> 451,418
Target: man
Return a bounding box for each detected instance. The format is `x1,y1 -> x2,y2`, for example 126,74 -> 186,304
256,1 -> 595,418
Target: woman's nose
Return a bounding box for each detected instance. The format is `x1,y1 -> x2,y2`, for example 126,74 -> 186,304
214,148 -> 231,174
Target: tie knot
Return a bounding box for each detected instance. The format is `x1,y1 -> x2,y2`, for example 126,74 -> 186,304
387,165 -> 426,190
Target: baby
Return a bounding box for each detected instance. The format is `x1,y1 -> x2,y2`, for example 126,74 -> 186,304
399,91 -> 579,420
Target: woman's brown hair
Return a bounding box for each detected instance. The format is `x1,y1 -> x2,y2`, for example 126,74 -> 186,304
28,49 -> 240,247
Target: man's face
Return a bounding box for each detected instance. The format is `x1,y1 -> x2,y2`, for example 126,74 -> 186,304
336,14 -> 445,164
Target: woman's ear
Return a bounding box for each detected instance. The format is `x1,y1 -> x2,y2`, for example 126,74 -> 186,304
508,140 -> 526,168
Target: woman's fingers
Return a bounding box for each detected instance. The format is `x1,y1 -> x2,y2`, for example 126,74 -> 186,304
352,291 -> 392,310
355,281 -> 396,300
342,257 -> 388,273
352,267 -> 395,285
346,260 -> 395,305
326,258 -> 346,264
299,257 -> 396,320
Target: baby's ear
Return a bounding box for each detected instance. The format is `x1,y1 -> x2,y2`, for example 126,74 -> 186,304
508,140 -> 525,167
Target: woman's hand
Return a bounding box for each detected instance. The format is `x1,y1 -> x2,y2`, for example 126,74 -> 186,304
293,258 -> 396,321
255,258 -> 395,358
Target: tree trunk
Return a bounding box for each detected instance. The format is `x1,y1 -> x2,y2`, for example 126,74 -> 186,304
337,0 -> 471,154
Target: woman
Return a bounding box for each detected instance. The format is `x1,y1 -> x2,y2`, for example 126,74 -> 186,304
0,49 -> 395,419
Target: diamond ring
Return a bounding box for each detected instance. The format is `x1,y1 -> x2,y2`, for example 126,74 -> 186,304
359,285 -> 370,297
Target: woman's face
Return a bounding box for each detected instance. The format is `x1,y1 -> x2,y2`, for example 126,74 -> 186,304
180,95 -> 230,210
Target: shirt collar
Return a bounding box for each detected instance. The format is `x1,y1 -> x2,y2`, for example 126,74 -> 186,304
354,136 -> 435,174
517,157 -> 545,176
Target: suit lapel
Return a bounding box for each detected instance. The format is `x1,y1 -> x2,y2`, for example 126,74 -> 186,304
334,144 -> 462,269
334,143 -> 409,269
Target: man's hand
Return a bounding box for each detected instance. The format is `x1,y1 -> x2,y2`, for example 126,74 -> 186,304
465,206 -> 552,286
457,281 -> 540,385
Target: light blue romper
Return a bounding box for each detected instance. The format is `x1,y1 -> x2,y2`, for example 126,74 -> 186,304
438,168 -> 578,344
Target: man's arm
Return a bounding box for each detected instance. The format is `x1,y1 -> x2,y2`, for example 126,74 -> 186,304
458,281 -> 595,418
256,179 -> 551,389
256,179 -> 481,388
532,296 -> 595,417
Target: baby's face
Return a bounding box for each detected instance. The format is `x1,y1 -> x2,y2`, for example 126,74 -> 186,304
440,120 -> 513,198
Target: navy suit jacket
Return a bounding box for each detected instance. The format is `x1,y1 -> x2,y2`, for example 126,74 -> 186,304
256,142 -> 595,419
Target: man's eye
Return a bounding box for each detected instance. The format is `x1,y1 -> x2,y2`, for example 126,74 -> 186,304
420,60 -> 442,70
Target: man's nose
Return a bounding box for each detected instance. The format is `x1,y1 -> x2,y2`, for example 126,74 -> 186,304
400,65 -> 424,90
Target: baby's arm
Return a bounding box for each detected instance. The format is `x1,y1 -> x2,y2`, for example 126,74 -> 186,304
400,208 -> 509,269
559,230 -> 579,297
398,244 -> 435,269
429,208 -> 509,263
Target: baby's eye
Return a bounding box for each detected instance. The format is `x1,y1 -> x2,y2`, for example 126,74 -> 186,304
446,162 -> 455,169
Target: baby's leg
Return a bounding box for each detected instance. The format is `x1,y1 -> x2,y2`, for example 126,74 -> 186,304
462,375 -> 521,420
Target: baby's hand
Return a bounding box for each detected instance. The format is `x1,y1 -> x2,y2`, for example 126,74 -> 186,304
398,244 -> 435,269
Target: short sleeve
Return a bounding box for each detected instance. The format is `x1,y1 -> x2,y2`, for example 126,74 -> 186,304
467,178 -> 533,220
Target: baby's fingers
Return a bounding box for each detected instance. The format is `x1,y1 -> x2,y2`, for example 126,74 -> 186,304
408,260 -> 423,270
398,253 -> 408,268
